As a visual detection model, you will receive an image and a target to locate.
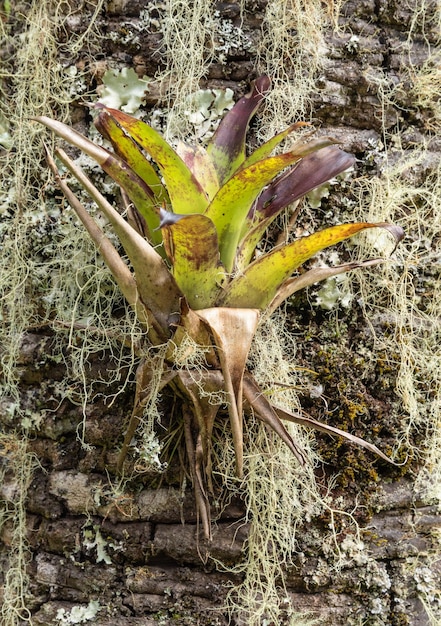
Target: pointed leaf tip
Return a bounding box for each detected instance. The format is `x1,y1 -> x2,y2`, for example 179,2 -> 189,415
254,145 -> 356,219
207,75 -> 271,184
159,207 -> 184,228
374,222 -> 405,250
93,105 -> 209,216
222,221 -> 405,310
254,74 -> 271,95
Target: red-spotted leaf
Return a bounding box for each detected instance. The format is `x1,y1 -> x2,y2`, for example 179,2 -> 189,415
220,222 -> 404,309
96,105 -> 209,216
95,110 -> 169,244
160,209 -> 226,310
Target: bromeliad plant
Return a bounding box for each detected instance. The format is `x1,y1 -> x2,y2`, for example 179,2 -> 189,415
37,76 -> 404,538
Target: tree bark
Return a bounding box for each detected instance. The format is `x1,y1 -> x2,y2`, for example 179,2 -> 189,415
1,1 -> 440,624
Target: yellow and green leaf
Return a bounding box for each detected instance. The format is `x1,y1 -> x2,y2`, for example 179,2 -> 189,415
176,142 -> 219,200
97,106 -> 209,216
206,146 -> 332,272
236,146 -> 356,269
95,109 -> 169,243
35,115 -> 167,244
241,121 -> 310,169
220,222 -> 404,309
160,209 -> 226,310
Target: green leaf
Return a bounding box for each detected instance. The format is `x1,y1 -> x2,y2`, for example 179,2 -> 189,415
96,105 -> 209,215
220,222 -> 404,309
35,115 -> 157,216
236,141 -> 347,270
55,147 -> 183,336
95,110 -> 169,244
206,148 -> 322,272
206,75 -> 271,184
160,209 -> 226,310
242,121 -> 310,169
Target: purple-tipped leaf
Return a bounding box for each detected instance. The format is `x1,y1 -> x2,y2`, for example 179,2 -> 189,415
206,75 -> 271,184
236,146 -> 356,270
254,145 -> 355,218
206,140 -> 339,273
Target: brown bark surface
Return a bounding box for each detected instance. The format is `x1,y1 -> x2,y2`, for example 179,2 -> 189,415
1,1 -> 440,625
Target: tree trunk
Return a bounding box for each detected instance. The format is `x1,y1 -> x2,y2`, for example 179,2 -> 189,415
1,1 -> 440,624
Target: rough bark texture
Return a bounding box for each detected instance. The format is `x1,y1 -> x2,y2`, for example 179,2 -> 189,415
1,1 -> 440,625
